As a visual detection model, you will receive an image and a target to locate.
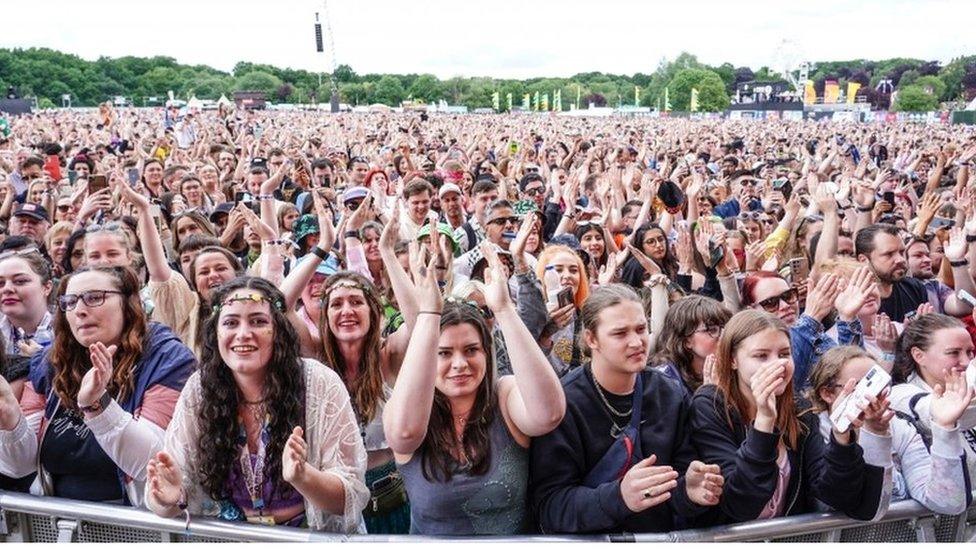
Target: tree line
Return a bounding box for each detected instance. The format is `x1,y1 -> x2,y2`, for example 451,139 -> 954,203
1,47 -> 975,112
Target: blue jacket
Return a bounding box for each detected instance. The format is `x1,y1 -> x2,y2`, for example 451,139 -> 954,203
790,315 -> 858,390
28,322 -> 196,504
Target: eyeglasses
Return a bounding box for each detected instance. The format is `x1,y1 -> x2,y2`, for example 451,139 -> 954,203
85,222 -> 125,234
738,211 -> 762,222
755,288 -> 799,312
487,216 -> 519,226
58,290 -> 124,312
523,186 -> 545,197
689,325 -> 723,338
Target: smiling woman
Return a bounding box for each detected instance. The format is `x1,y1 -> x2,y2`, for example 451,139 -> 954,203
145,277 -> 369,533
0,266 -> 196,506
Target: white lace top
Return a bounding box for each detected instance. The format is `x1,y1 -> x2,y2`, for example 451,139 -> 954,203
153,358 -> 369,533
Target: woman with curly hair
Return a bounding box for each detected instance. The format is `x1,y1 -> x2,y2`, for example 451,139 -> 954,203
145,277 -> 369,532
0,266 -> 195,505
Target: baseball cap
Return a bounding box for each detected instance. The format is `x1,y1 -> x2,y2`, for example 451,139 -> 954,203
12,203 -> 49,223
342,186 -> 369,205
438,183 -> 462,198
417,222 -> 460,257
209,202 -> 234,222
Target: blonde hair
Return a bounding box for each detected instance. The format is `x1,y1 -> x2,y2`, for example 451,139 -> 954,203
45,221 -> 75,250
535,245 -> 590,308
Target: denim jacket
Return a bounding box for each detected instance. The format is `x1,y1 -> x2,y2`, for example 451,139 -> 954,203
790,314 -> 859,390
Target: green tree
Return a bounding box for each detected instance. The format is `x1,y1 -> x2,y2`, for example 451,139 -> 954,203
893,85 -> 939,111
136,66 -> 180,96
666,68 -> 730,111
371,75 -> 404,106
185,75 -> 231,99
406,74 -> 443,102
914,75 -> 946,99
234,71 -> 283,96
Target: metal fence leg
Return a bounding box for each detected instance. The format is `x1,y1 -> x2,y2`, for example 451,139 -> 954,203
912,517 -> 937,543
823,528 -> 841,542
55,519 -> 78,543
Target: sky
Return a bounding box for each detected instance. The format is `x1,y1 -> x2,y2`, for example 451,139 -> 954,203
1,0 -> 972,79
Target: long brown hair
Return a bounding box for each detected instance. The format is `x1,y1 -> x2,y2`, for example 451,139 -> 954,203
50,266 -> 147,410
806,346 -> 873,413
421,301 -> 497,482
319,271 -> 386,425
713,309 -> 803,450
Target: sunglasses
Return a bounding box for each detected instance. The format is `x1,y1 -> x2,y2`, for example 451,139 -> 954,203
756,288 -> 799,312
58,289 -> 124,312
738,211 -> 762,222
487,216 -> 519,226
523,186 -> 545,197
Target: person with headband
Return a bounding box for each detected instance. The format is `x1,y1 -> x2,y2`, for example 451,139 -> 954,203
146,277 -> 368,532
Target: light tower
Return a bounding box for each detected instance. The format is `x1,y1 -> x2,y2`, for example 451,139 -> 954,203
314,1 -> 340,113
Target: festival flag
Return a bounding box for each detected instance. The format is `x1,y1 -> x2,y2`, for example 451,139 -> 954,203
541,93 -> 549,111
576,84 -> 581,108
523,93 -> 530,110
554,89 -> 561,111
824,80 -> 840,104
846,82 -> 861,105
533,91 -> 540,111
492,91 -> 500,111
664,87 -> 672,112
804,80 -> 817,105
690,88 -> 699,112
635,86 -> 640,107
506,93 -> 513,111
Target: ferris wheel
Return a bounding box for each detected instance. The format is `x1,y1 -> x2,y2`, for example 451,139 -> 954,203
770,39 -> 813,92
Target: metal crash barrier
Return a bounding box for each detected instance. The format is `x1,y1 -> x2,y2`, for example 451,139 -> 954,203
0,490 -> 973,543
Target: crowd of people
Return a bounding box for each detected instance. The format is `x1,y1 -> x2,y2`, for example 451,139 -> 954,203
0,103 -> 973,536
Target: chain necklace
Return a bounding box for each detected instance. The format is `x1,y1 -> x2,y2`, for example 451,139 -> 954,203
592,375 -> 632,418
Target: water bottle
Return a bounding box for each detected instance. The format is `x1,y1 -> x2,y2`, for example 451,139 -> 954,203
544,265 -> 562,308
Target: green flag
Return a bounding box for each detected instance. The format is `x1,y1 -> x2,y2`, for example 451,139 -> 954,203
690,88 -> 699,112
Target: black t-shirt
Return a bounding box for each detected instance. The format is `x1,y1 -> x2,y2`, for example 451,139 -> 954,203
39,405 -> 124,502
879,277 -> 928,323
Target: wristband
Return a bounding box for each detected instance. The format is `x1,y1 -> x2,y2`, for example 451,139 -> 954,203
950,259 -> 969,268
255,194 -> 275,201
856,205 -> 874,213
310,246 -> 329,260
966,235 -> 976,243
79,391 -> 112,415
418,311 -> 442,316
344,230 -> 360,240
880,352 -> 896,363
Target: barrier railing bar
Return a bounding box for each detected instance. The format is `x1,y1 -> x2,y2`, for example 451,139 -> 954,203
0,492 -> 327,543
1,489 -> 974,543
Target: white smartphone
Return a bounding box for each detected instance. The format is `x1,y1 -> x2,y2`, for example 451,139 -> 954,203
829,364 -> 891,433
957,289 -> 976,308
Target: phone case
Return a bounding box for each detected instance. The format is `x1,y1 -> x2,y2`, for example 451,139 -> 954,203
829,365 -> 891,433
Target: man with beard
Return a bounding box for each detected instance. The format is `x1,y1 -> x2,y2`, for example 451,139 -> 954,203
856,224 -> 975,322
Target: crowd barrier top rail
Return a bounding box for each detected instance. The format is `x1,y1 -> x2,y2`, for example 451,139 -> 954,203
0,489 -> 972,543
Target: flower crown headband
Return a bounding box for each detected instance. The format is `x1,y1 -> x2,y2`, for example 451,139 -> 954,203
211,292 -> 284,316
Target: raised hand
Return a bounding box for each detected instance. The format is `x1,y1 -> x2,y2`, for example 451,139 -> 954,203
626,242 -> 662,277
701,354 -> 718,386
481,242 -> 514,313
378,203 -> 400,257
0,375 -> 20,430
930,367 -> 976,430
684,461 -> 724,506
77,342 -> 117,411
834,266 -> 879,322
147,451 -> 183,509
943,227 -> 968,263
620,454 -> 679,513
803,273 -> 842,323
872,313 -> 898,354
597,252 -> 619,285
282,426 -> 308,485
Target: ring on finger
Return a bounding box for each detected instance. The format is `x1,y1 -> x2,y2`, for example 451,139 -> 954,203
643,490 -> 651,499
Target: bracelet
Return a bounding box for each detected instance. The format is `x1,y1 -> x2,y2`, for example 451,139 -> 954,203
310,246 -> 329,260
856,205 -> 874,213
344,230 -> 360,240
966,234 -> 976,243
79,391 -> 112,415
255,194 -> 275,201
418,310 -> 442,316
880,352 -> 896,363
950,259 -> 969,268
263,239 -> 286,247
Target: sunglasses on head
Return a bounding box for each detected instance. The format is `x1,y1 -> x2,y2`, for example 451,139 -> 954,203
756,288 -> 799,312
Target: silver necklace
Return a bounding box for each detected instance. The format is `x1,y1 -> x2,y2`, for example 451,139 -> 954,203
592,375 -> 632,418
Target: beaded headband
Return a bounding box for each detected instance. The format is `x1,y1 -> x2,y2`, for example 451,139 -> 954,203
212,292 -> 284,316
